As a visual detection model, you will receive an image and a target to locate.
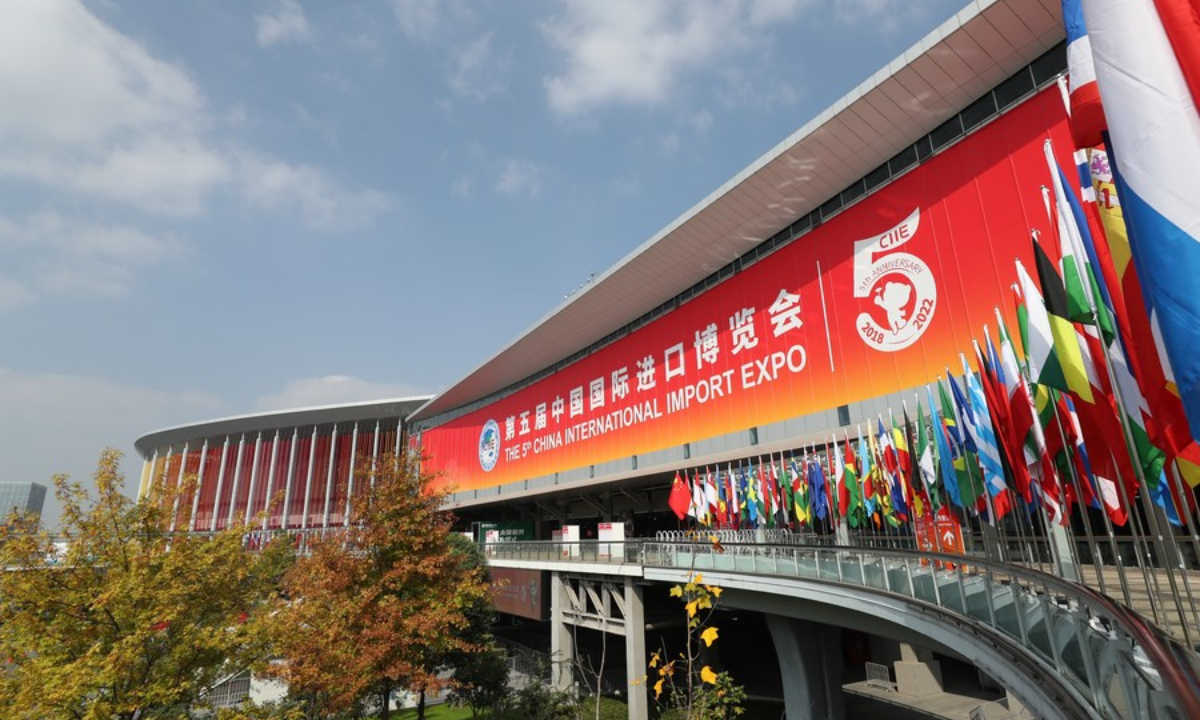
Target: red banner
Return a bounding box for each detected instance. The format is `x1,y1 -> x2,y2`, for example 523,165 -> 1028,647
422,87 -> 1074,493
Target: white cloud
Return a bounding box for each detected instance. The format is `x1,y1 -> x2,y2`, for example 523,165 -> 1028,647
660,132 -> 680,154
391,0 -> 446,40
541,0 -> 812,115
495,159 -> 542,197
451,175 -> 473,197
0,0 -> 389,230
255,0 -> 312,47
254,376 -> 427,412
237,154 -> 392,231
0,0 -> 226,214
0,367 -> 223,527
0,212 -> 183,308
450,31 -> 510,101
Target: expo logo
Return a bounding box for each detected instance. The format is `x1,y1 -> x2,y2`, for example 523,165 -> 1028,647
852,208 -> 936,352
478,419 -> 501,472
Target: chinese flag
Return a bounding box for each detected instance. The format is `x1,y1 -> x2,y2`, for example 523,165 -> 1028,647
668,472 -> 690,520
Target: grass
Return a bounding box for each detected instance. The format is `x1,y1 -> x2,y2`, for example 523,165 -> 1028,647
390,704 -> 476,720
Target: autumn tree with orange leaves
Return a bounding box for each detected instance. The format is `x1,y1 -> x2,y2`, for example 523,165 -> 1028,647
269,452 -> 492,720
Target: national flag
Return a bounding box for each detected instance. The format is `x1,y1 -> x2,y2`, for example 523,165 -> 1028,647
893,410 -> 913,478
915,395 -> 938,509
931,383 -> 964,508
727,463 -> 740,528
668,471 -> 690,520
690,470 -> 706,524
1045,143 -> 1116,345
878,417 -> 908,521
790,457 -> 810,526
957,356 -> 1011,518
809,452 -> 829,521
1016,254 -> 1070,396
772,457 -> 790,527
840,432 -> 864,527
978,333 -> 1033,504
994,312 -> 1043,503
700,470 -> 715,525
941,375 -> 987,509
715,467 -> 728,528
744,464 -> 759,526
1062,0 -> 1108,148
858,429 -> 877,517
1089,149 -> 1200,489
1080,0 -> 1200,444
1031,237 -> 1094,403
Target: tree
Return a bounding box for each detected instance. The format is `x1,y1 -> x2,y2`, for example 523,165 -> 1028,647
648,535 -> 745,720
0,448 -> 292,720
447,648 -> 511,719
270,452 -> 492,720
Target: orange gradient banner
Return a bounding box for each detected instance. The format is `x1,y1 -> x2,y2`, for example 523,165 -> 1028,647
422,87 -> 1073,493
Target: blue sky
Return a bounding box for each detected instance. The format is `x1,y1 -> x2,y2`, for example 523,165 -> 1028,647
0,0 -> 966,524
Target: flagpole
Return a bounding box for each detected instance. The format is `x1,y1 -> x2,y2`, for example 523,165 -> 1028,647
1047,149 -> 1196,644
1164,462 -> 1200,638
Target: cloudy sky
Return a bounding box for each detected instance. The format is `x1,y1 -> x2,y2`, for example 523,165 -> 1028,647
1,0 -> 966,524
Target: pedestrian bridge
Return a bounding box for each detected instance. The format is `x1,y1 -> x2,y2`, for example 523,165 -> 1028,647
484,538 -> 1200,720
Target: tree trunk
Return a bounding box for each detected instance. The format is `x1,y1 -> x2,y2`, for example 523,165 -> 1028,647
381,679 -> 392,720
417,688 -> 427,720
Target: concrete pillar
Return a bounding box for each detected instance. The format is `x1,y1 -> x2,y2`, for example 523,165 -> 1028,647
1048,522 -> 1080,582
765,615 -> 844,720
894,643 -> 943,697
624,578 -> 648,720
550,572 -> 575,691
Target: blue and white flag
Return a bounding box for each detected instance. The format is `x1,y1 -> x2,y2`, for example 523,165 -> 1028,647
954,357 -> 1007,498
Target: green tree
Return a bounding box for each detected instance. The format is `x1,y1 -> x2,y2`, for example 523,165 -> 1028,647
447,648 -> 511,718
0,448 -> 292,720
270,453 -> 492,720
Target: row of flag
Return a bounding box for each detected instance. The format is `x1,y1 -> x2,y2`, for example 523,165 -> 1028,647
667,0 -> 1200,534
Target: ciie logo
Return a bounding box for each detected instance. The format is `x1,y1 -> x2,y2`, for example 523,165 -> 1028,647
852,208 -> 937,352
478,419 -> 501,472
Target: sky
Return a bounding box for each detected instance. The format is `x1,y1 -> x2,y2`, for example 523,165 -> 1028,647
0,0 -> 968,526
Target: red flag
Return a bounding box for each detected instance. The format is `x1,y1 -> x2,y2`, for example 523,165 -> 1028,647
668,471 -> 690,520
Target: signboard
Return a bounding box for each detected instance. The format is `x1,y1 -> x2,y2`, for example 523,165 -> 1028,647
475,521 -> 534,543
597,521 -> 625,560
915,506 -> 965,565
490,567 -> 547,621
422,87 -> 1073,494
554,525 -> 580,558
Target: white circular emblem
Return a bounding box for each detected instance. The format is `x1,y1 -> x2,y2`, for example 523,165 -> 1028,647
478,419 -> 500,472
852,208 -> 937,353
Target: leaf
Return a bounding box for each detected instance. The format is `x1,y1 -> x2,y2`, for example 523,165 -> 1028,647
685,600 -> 699,618
700,665 -> 718,685
669,585 -> 683,598
700,626 -> 719,647
693,573 -> 704,584
709,586 -> 723,598
653,678 -> 665,699
649,650 -> 660,668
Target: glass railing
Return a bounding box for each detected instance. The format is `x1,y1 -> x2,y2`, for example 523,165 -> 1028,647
483,539 -> 1200,720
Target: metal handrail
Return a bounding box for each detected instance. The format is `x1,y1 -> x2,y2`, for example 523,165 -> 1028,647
483,538 -> 1200,720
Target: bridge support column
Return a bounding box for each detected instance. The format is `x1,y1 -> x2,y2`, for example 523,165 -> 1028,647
624,578 -> 648,720
894,643 -> 943,697
765,615 -> 844,720
550,572 -> 575,692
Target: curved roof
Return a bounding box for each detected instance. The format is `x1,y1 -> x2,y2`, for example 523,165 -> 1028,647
409,0 -> 1063,424
135,396 -> 433,456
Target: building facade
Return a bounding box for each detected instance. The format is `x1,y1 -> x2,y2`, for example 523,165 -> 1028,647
0,482 -> 47,520
135,398 -> 430,533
